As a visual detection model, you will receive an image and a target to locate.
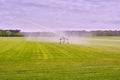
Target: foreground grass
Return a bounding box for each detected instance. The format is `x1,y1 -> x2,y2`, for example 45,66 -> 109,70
0,37 -> 120,80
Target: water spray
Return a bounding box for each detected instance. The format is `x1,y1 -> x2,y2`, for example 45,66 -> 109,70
13,19 -> 90,45
14,19 -> 69,44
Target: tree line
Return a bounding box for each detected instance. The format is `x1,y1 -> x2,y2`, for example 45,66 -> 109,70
22,30 -> 120,37
0,29 -> 120,37
91,30 -> 120,36
64,30 -> 120,36
0,29 -> 24,37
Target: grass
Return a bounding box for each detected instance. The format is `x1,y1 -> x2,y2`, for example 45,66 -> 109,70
0,37 -> 120,80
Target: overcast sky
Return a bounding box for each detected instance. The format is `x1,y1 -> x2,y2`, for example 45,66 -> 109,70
0,0 -> 120,31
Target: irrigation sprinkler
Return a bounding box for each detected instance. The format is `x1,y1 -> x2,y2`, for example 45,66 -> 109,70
59,37 -> 69,44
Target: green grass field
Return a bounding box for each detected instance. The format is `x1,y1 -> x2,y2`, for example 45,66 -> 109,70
0,37 -> 120,80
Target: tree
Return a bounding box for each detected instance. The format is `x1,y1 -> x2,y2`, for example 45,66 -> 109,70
0,30 -> 2,36
6,30 -> 12,37
16,32 -> 21,36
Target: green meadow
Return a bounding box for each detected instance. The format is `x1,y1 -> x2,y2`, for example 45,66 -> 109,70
0,37 -> 120,80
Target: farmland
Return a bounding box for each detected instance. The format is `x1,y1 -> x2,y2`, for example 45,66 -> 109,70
0,37 -> 120,80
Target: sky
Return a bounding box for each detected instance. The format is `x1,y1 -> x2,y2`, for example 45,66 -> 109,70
0,0 -> 120,32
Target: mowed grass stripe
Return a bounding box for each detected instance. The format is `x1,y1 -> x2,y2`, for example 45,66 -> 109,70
7,42 -> 24,60
47,43 -> 93,59
5,42 -> 25,60
0,38 -> 24,54
11,42 -> 28,60
43,43 -> 67,58
38,43 -> 54,59
0,41 -> 24,60
18,42 -> 35,60
57,45 -> 83,58
30,42 -> 44,59
0,42 -> 17,54
44,43 -> 81,58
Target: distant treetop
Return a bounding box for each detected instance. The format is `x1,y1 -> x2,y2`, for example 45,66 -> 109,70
0,29 -> 24,37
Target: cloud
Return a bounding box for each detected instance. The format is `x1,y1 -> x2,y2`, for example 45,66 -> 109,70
105,20 -> 120,24
0,0 -> 120,31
